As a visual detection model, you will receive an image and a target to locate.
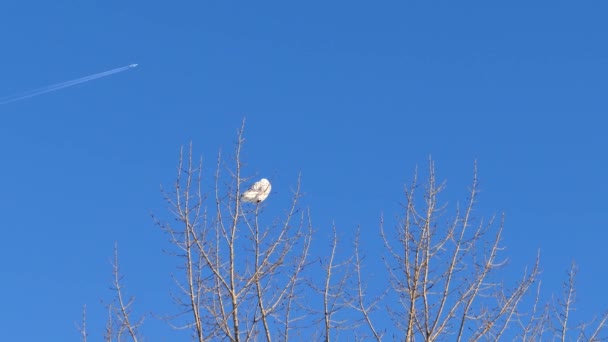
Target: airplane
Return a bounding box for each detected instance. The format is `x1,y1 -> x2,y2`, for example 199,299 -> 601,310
129,64 -> 138,68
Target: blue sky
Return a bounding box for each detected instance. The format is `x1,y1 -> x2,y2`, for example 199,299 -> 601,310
1,1 -> 607,340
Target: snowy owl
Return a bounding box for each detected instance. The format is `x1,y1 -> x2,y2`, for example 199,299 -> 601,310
241,178 -> 272,203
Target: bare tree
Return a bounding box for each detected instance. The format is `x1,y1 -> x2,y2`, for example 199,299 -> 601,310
154,121 -> 312,341
83,124 -> 607,341
379,159 -> 540,341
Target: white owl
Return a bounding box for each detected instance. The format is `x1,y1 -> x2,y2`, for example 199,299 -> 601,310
241,178 -> 272,203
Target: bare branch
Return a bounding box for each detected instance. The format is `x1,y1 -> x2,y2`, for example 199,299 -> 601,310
382,160 -> 541,341
86,125 -> 607,341
588,311 -> 608,341
152,121 -> 312,341
110,243 -> 142,342
554,263 -> 577,342
76,304 -> 88,342
352,229 -> 384,341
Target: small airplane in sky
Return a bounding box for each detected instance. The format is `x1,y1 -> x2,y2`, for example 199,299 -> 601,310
0,63 -> 139,105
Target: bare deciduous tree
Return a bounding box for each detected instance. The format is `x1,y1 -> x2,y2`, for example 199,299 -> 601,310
378,160 -> 540,341
84,124 -> 606,341
153,122 -> 312,341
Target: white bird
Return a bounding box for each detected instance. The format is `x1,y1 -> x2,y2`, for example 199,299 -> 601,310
241,178 -> 271,203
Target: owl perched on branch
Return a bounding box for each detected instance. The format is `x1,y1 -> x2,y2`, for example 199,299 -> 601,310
241,178 -> 271,203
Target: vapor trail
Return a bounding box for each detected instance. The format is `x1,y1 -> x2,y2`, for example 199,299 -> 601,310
0,64 -> 138,105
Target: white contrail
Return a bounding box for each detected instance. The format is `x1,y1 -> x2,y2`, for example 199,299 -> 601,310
0,64 -> 138,105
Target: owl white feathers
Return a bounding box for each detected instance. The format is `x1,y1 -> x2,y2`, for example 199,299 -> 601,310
241,178 -> 272,203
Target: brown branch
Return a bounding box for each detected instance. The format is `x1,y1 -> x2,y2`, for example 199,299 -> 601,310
383,160 -> 540,341
111,244 -> 141,342
352,229 -> 383,341
554,263 -> 577,342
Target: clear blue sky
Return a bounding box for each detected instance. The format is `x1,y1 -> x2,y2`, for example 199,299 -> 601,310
1,1 -> 607,340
